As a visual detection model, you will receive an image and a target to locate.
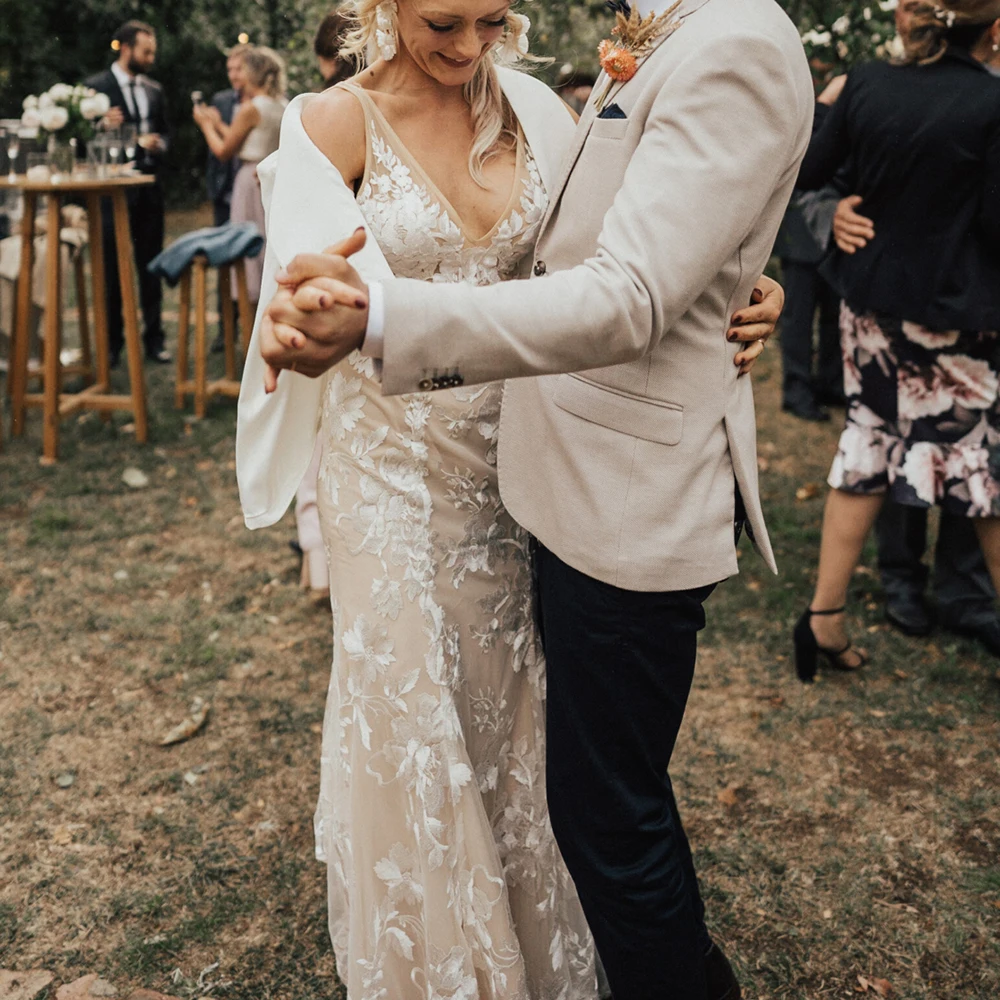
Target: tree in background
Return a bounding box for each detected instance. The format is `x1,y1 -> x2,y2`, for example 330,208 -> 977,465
778,0 -> 901,84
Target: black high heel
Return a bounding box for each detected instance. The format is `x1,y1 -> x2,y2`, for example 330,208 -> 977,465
793,606 -> 869,683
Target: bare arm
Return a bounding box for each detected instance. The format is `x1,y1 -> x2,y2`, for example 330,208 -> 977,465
196,100 -> 260,162
300,87 -> 367,191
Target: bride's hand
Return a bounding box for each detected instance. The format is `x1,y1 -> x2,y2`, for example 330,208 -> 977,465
262,229 -> 370,391
728,275 -> 784,376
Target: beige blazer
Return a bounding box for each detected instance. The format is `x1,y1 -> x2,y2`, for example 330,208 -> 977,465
378,0 -> 814,591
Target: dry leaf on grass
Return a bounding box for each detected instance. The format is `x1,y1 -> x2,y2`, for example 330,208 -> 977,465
160,699 -> 210,746
795,482 -> 820,502
717,786 -> 740,808
856,975 -> 893,996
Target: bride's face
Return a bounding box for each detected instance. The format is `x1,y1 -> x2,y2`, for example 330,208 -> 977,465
397,0 -> 511,86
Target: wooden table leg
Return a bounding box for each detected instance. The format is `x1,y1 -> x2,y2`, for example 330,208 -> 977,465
175,268 -> 191,409
220,264 -> 237,381
10,191 -> 37,434
74,251 -> 93,385
86,193 -> 111,423
41,194 -> 63,462
235,262 -> 254,364
111,189 -> 147,443
194,257 -> 207,419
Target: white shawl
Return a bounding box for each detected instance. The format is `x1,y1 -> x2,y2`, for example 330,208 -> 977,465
236,68 -> 577,529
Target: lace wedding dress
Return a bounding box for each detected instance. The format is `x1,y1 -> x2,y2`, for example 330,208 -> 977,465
313,83 -> 598,1000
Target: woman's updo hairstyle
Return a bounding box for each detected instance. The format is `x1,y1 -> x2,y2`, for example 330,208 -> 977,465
337,0 -> 535,186
243,46 -> 288,99
901,0 -> 1000,64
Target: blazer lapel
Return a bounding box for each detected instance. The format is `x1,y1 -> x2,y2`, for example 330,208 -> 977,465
538,101 -> 599,235
598,0 -> 713,113
105,72 -> 130,118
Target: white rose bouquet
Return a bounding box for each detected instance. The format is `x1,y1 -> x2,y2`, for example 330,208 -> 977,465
20,82 -> 111,145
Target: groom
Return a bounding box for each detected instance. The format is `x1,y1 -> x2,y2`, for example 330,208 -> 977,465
261,0 -> 812,996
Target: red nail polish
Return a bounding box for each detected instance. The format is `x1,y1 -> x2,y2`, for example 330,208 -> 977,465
355,297 -> 367,309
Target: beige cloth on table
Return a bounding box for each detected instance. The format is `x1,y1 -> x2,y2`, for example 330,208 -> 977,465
0,204 -> 89,350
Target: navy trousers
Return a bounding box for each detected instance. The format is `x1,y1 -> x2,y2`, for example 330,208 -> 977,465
534,542 -> 716,1000
876,503 -> 997,627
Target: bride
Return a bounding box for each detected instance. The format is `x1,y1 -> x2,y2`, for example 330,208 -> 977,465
236,1 -> 783,996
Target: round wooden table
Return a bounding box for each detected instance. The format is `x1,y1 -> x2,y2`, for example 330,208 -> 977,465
1,172 -> 154,462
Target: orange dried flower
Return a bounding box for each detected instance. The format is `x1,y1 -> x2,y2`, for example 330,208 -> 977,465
598,42 -> 638,82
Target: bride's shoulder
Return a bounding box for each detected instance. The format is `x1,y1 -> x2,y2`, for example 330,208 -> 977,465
301,85 -> 367,185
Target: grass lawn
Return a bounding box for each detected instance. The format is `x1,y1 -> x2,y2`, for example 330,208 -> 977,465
0,208 -> 997,999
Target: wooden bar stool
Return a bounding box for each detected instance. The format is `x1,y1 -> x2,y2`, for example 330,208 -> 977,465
175,253 -> 254,418
2,174 -> 153,462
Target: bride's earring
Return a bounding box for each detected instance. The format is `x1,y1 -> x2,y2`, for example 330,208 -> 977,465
375,1 -> 398,61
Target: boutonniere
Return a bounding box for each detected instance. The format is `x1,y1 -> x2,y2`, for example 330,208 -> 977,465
594,0 -> 684,112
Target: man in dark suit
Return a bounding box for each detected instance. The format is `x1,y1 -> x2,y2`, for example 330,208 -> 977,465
772,75 -> 850,423
205,44 -> 249,351
87,20 -> 170,365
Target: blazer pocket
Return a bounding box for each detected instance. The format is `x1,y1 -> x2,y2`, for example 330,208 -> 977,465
553,375 -> 684,446
588,116 -> 631,141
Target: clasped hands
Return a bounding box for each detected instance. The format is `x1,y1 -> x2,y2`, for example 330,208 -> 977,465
261,228 -> 371,393
259,227 -> 783,391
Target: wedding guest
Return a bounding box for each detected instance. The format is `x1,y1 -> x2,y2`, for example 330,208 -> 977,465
314,11 -> 354,88
793,0 -> 1000,681
206,45 -> 250,229
206,43 -> 252,352
831,194 -> 1000,650
193,46 -> 286,312
87,20 -> 171,365
773,76 -> 846,423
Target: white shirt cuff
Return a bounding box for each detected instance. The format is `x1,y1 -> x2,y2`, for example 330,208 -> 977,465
361,281 -> 385,359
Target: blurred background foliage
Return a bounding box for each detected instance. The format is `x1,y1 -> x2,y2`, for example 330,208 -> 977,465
0,0 -> 899,206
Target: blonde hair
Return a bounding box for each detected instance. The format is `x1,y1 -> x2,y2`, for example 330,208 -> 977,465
243,46 -> 288,98
900,0 -> 1000,63
337,0 -> 533,185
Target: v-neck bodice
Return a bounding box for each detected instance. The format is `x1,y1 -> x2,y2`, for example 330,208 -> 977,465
337,82 -> 548,285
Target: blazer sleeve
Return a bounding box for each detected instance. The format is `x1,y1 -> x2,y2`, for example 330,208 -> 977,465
378,32 -> 809,395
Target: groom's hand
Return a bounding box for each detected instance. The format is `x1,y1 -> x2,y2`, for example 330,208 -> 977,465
728,275 -> 784,375
261,229 -> 370,392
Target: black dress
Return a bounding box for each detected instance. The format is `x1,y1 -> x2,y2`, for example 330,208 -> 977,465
798,51 -> 1000,517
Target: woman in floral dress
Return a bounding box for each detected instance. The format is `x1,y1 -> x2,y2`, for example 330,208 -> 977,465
792,0 -> 1000,681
